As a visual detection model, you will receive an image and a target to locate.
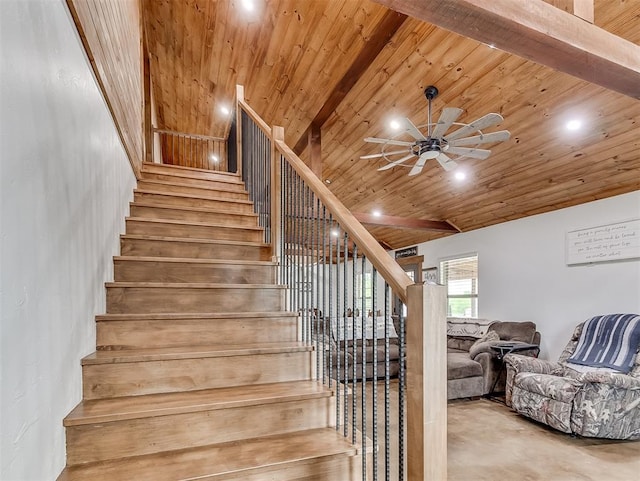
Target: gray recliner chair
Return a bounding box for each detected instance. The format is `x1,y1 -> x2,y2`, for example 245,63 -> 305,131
504,316 -> 640,440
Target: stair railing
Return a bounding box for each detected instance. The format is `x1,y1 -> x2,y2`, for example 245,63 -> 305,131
151,128 -> 227,171
236,85 -> 447,481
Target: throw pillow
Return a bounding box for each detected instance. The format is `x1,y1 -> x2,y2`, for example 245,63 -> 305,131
469,330 -> 500,358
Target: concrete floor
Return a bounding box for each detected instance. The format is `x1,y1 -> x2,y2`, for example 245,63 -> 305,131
448,398 -> 640,481
351,380 -> 640,481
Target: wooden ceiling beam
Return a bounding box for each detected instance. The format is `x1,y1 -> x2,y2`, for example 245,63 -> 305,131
293,9 -> 407,155
353,213 -> 460,233
544,0 -> 594,23
372,0 -> 640,99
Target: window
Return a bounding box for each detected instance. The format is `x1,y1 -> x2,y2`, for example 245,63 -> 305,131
355,272 -> 373,314
439,254 -> 478,318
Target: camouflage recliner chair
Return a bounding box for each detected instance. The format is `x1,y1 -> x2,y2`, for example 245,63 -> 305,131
504,314 -> 640,440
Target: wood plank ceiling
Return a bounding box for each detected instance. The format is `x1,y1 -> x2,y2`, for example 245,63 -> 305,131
143,0 -> 640,249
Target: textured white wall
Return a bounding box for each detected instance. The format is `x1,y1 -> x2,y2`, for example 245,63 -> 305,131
415,191 -> 640,361
0,1 -> 136,479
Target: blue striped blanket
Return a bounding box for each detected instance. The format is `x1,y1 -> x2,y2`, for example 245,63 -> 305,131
568,314 -> 640,373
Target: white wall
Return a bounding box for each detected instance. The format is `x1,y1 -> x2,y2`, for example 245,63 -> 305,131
0,2 -> 136,480
415,191 -> 640,361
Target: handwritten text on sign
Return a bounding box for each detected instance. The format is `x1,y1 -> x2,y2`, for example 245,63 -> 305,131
566,219 -> 640,265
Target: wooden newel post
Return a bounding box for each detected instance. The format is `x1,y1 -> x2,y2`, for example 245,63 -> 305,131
235,85 -> 244,178
406,282 -> 447,480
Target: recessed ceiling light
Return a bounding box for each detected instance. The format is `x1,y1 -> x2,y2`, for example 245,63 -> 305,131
488,43 -> 496,49
219,105 -> 230,116
241,0 -> 255,12
389,119 -> 401,130
454,171 -> 466,181
331,229 -> 340,237
209,154 -> 219,163
372,210 -> 382,217
324,179 -> 332,184
566,119 -> 582,131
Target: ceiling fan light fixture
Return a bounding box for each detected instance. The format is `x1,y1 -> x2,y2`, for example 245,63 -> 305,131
363,84 -> 509,176
454,171 -> 467,181
389,119 -> 401,130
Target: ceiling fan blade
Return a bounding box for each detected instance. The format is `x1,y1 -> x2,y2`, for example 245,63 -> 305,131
431,107 -> 464,139
401,118 -> 426,140
444,113 -> 504,141
446,146 -> 492,160
365,137 -> 414,147
448,130 -> 511,147
408,152 -> 430,176
360,148 -> 411,160
436,153 -> 457,172
377,154 -> 415,171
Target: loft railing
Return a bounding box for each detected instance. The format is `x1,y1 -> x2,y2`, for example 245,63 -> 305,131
236,85 -> 447,481
151,128 -> 227,171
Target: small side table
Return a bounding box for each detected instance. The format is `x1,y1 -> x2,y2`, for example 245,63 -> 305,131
489,342 -> 540,396
491,342 -> 540,360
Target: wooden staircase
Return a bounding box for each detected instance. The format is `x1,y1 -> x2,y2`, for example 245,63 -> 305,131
58,163 -> 361,480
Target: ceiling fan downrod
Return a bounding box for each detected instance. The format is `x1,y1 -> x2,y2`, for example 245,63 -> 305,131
424,85 -> 438,138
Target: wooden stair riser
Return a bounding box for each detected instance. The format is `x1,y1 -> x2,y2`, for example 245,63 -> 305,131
82,351 -> 313,399
120,236 -> 272,261
57,429 -> 358,481
139,174 -> 246,191
136,180 -> 249,200
134,191 -> 254,213
65,397 -> 336,465
129,204 -> 259,227
126,219 -> 263,243
106,285 -> 285,314
97,317 -> 297,350
141,163 -> 242,183
113,259 -> 276,284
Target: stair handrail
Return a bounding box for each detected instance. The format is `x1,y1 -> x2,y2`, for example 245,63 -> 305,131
236,86 -> 412,302
236,84 -> 447,481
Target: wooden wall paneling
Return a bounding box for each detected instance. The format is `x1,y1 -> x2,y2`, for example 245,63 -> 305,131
67,0 -> 144,176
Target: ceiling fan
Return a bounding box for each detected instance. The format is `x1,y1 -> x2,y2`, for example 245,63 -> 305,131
361,85 -> 510,176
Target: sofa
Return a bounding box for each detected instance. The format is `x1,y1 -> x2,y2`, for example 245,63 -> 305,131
321,315 -> 401,381
447,317 -> 541,400
504,314 -> 640,439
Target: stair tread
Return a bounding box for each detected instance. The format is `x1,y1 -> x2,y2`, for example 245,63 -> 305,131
58,428 -> 356,481
82,342 -> 313,365
105,281 -> 285,288
64,381 -> 332,426
120,234 -> 269,247
96,311 -> 298,321
131,201 -> 259,217
141,163 -> 243,181
134,188 -> 253,205
127,217 -> 263,231
113,256 -> 276,266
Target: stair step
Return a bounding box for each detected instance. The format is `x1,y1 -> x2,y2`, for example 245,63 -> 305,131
64,381 -> 335,464
113,256 -> 276,284
96,311 -> 298,350
134,189 -> 254,213
137,176 -> 247,194
106,282 -> 285,314
125,217 -> 264,243
141,162 -> 243,183
57,429 -> 359,481
120,235 -> 272,260
81,343 -> 314,399
129,202 -> 259,227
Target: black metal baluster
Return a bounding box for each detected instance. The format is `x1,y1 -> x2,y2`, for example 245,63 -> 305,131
351,244 -> 358,445
399,310 -> 406,481
384,283 -> 391,481
327,213 -> 333,389
335,225 -> 341,430
343,231 -> 349,438
361,255 -> 367,480
322,204 -> 328,385
372,266 -> 378,481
